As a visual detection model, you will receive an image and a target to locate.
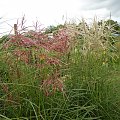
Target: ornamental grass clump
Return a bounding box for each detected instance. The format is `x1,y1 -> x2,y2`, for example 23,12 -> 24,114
66,17 -> 119,66
0,17 -> 120,119
1,17 -> 73,98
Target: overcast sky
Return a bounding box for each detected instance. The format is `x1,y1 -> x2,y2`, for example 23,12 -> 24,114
0,0 -> 120,34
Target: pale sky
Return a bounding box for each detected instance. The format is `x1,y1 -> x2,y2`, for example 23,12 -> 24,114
0,0 -> 120,35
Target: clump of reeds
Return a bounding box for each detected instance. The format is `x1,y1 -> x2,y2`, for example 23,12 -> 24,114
0,16 -> 120,119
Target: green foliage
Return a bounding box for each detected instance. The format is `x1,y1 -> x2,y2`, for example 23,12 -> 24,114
0,35 -> 9,44
45,24 -> 64,34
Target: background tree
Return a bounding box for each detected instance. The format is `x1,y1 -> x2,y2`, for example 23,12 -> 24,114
98,19 -> 120,34
45,24 -> 64,34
